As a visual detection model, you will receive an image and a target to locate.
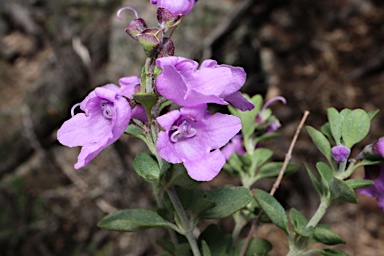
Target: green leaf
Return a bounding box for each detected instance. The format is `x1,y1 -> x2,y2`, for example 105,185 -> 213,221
256,162 -> 300,179
321,122 -> 334,143
125,124 -> 146,142
230,238 -> 272,256
346,179 -> 374,189
253,189 -> 289,233
252,148 -> 273,169
306,126 -> 332,164
97,209 -> 177,232
166,164 -> 200,189
327,108 -> 342,144
341,109 -> 370,148
133,92 -> 157,111
329,177 -> 357,204
350,159 -> 382,173
159,99 -> 173,113
316,162 -> 334,189
175,187 -> 216,218
368,109 -> 379,120
202,186 -> 253,219
133,153 -> 162,182
310,249 -> 349,256
201,240 -> 211,256
199,224 -> 232,256
314,225 -> 346,245
305,163 -> 324,196
289,208 -> 308,233
339,109 -> 352,120
227,153 -> 246,174
156,239 -> 175,254
254,131 -> 280,144
229,94 -> 263,140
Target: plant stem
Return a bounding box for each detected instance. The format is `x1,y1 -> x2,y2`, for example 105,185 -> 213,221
306,196 -> 331,228
166,186 -> 201,256
145,57 -> 155,93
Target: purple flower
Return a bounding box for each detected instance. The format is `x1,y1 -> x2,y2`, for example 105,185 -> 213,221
374,137 -> 384,158
150,0 -> 196,15
155,57 -> 254,111
358,165 -> 384,211
156,105 -> 241,181
118,76 -> 147,123
332,145 -> 351,162
57,85 -> 132,169
221,135 -> 246,160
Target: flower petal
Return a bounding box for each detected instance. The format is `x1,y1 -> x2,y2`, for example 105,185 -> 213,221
224,91 -> 254,111
57,112 -> 111,147
202,113 -> 242,149
183,150 -> 225,181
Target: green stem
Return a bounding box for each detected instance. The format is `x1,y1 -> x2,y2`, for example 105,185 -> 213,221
145,57 -> 155,93
232,211 -> 247,242
337,160 -> 347,173
306,196 -> 331,228
166,187 -> 201,256
336,160 -> 356,180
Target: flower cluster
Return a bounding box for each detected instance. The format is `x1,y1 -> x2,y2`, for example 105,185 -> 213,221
57,1 -> 252,181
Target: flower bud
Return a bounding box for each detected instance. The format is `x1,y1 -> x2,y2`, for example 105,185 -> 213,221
136,28 -> 161,57
159,37 -> 175,57
157,7 -> 181,28
332,145 -> 350,162
125,18 -> 148,39
266,120 -> 280,133
374,137 -> 384,158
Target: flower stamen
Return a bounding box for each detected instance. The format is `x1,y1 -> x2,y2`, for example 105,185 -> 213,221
101,102 -> 114,119
170,120 -> 196,142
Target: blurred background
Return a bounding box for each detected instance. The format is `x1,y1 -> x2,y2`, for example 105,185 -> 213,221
0,0 -> 383,255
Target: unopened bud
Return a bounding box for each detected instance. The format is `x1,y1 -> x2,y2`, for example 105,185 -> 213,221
157,7 -> 181,28
332,145 -> 350,162
126,18 -> 148,39
356,137 -> 384,161
159,37 -> 175,57
136,28 -> 161,57
374,137 -> 384,158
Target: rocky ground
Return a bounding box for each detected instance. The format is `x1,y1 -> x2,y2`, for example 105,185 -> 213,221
0,0 -> 383,255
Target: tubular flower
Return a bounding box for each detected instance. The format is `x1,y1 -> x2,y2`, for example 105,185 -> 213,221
155,57 -> 254,111
150,0 -> 196,16
156,105 -> 242,181
57,85 -> 132,169
358,165 -> 384,211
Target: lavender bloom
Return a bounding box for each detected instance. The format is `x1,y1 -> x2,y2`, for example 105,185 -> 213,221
358,165 -> 384,211
332,145 -> 351,162
155,57 -> 254,111
150,0 -> 195,15
57,85 -> 132,169
156,105 -> 241,181
221,135 -> 246,160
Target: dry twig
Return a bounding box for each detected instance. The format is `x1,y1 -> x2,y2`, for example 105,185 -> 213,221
239,110 -> 310,256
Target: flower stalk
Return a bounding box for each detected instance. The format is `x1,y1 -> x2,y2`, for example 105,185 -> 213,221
166,186 -> 201,256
